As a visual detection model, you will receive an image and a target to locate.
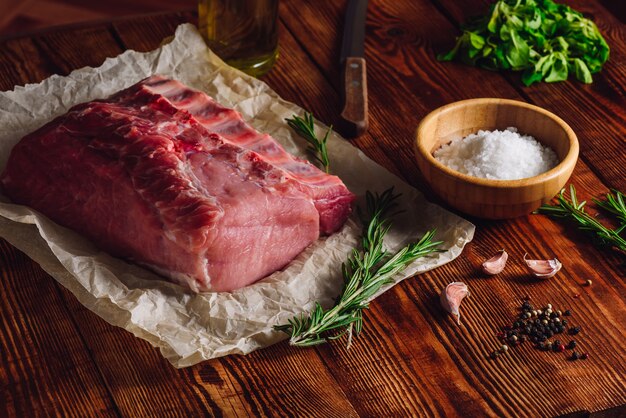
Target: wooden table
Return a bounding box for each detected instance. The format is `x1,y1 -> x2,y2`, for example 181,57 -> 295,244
1,1 -> 624,417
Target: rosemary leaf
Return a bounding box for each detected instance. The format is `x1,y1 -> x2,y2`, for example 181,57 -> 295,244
273,188 -> 442,347
285,112 -> 331,173
536,185 -> 626,253
594,190 -> 626,233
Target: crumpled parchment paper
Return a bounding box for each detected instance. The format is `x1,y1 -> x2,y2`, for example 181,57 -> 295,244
0,24 -> 475,367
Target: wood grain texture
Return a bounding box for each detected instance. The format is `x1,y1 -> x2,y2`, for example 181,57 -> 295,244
0,2 -> 624,417
0,240 -> 119,418
0,0 -> 195,37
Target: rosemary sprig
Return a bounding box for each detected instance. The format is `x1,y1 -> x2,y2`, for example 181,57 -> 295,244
537,185 -> 626,253
274,188 -> 442,347
594,190 -> 626,233
285,112 -> 331,173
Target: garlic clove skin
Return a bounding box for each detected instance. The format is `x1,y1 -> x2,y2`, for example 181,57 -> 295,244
523,253 -> 562,279
481,250 -> 508,275
440,282 -> 469,325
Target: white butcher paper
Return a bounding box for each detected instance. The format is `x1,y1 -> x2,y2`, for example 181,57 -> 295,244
0,24 -> 475,367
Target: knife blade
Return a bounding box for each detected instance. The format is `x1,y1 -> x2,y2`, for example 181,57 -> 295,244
340,0 -> 369,138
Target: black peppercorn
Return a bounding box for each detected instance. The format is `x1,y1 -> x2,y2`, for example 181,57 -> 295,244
564,310 -> 572,316
567,340 -> 577,350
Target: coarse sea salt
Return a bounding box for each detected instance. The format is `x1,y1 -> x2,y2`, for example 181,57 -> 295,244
433,127 -> 559,180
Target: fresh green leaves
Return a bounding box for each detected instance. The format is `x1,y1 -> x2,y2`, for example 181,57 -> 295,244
286,112 -> 331,173
274,188 -> 442,347
438,0 -> 610,86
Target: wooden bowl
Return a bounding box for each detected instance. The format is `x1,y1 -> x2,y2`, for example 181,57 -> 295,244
415,98 -> 579,219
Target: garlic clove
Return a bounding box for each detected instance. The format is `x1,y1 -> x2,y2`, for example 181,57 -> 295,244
523,253 -> 562,279
481,250 -> 508,275
440,282 -> 470,325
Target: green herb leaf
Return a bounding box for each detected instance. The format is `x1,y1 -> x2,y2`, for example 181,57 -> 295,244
594,190 -> 626,233
286,112 -> 331,173
274,188 -> 442,347
544,51 -> 568,82
438,0 -> 610,85
572,58 -> 592,83
536,185 -> 626,254
506,30 -> 532,69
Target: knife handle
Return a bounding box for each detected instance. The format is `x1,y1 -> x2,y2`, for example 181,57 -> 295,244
340,57 -> 368,138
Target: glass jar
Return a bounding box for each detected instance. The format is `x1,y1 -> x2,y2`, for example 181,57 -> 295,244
198,0 -> 279,77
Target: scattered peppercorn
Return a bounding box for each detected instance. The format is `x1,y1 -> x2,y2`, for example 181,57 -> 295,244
581,353 -> 589,360
585,280 -> 592,286
569,326 -> 581,335
493,300 -> 587,363
574,293 -> 580,298
570,351 -> 579,360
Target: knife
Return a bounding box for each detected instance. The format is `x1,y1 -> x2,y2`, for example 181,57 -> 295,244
340,0 -> 369,138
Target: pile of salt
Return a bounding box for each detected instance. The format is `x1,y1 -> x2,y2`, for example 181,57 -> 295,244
434,127 -> 558,180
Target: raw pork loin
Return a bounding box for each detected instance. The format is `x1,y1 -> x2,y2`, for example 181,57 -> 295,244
0,76 -> 354,292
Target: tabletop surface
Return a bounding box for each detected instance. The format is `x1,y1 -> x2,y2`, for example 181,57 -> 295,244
0,1 -> 625,417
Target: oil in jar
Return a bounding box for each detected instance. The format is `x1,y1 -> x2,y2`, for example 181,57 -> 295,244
198,0 -> 279,77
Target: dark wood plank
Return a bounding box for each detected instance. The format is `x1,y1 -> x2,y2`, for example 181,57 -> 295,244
58,291 -> 248,418
0,36 -> 60,88
279,0 -> 626,416
0,240 -> 120,418
30,24 -> 124,74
